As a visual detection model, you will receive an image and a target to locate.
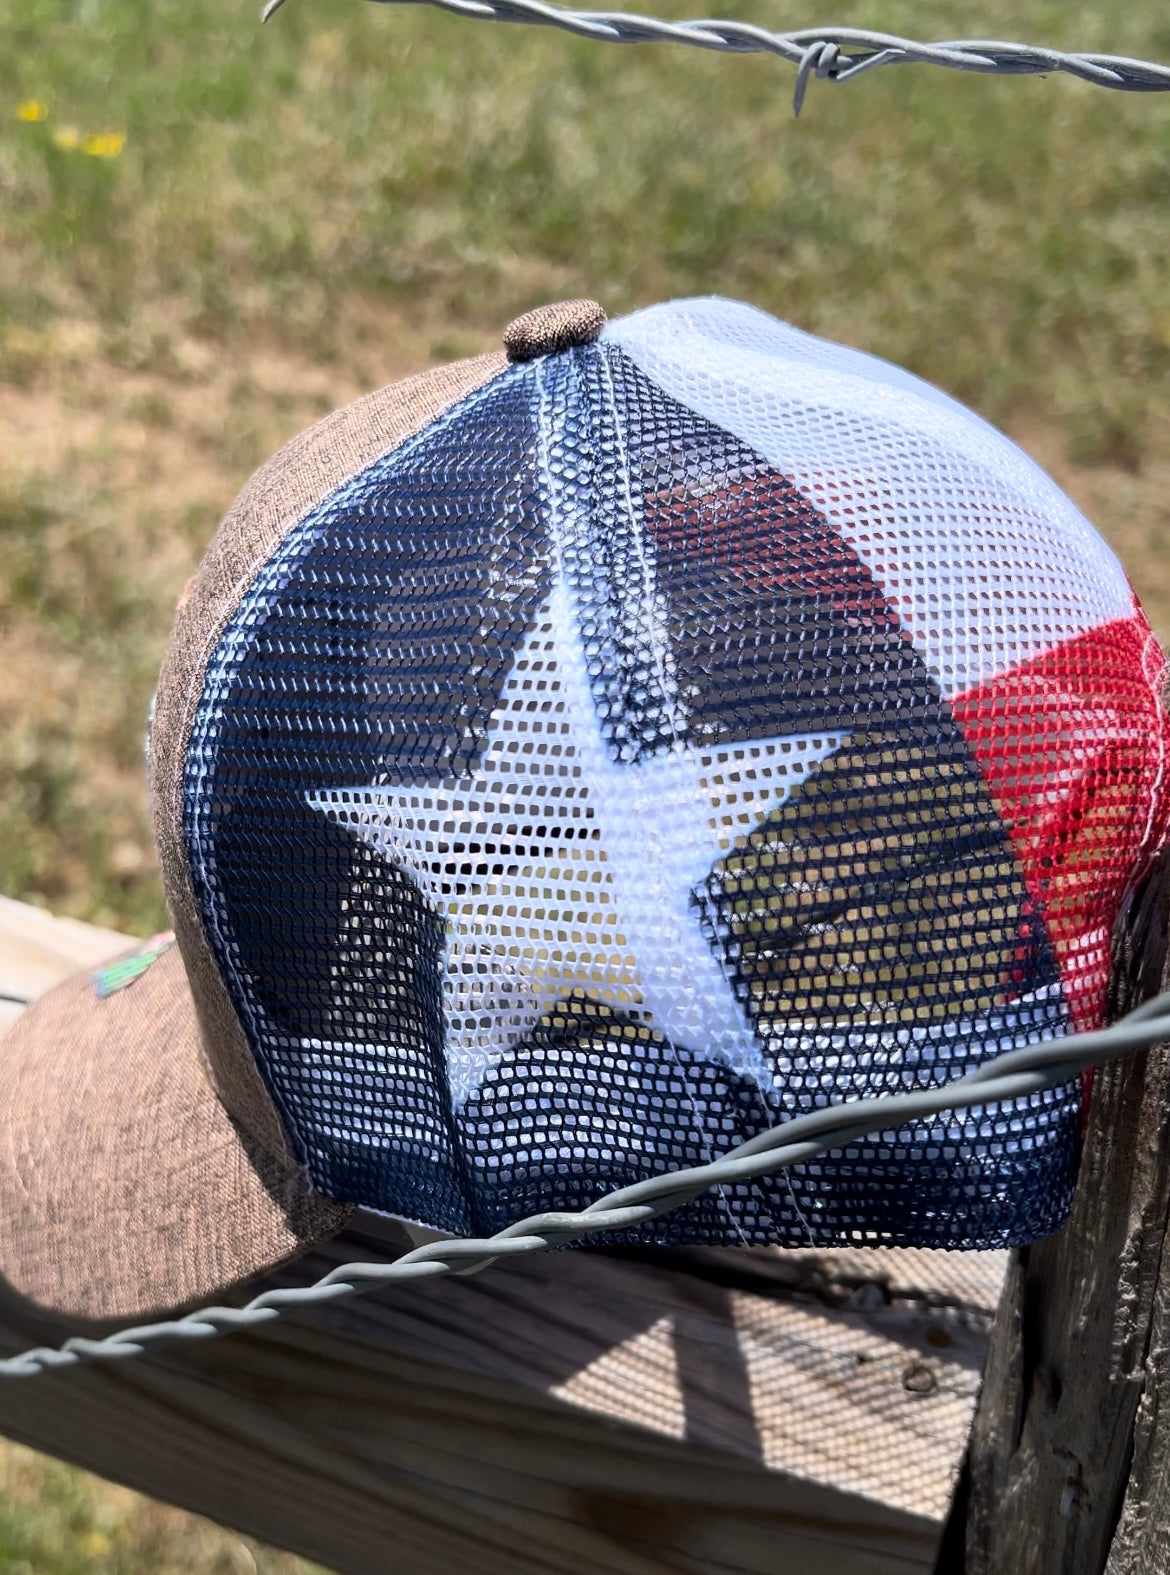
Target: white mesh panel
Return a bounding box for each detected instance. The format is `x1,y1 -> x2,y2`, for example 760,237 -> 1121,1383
605,298 -> 1134,699
312,575 -> 844,1104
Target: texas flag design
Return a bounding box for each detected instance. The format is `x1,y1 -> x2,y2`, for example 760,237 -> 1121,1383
186,299 -> 1170,1250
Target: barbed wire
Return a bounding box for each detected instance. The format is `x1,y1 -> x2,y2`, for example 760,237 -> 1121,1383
5,987 -> 1170,1378
260,0 -> 1170,114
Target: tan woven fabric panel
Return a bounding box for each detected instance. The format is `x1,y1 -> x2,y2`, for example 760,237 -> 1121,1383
0,944 -> 352,1320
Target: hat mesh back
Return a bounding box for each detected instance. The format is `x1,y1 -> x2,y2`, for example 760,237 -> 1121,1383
151,351 -> 506,1176
183,301 -> 1170,1248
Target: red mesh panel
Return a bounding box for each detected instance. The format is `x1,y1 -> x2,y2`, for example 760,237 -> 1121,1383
952,609 -> 1170,1033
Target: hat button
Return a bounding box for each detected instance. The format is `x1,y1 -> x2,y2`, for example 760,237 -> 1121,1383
504,299 -> 607,364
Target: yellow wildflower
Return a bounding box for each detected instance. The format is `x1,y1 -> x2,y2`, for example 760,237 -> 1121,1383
52,125 -> 80,150
16,100 -> 48,122
81,131 -> 126,159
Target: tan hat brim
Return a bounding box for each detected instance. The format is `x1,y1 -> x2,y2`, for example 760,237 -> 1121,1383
0,942 -> 349,1324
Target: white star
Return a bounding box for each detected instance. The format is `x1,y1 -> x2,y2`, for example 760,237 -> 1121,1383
309,575 -> 846,1106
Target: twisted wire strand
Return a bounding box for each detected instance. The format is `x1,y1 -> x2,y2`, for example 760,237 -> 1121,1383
260,0 -> 1170,111
5,990 -> 1170,1377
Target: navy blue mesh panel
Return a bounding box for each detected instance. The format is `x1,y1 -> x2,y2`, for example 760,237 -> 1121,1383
187,366 -> 549,1228
186,342 -> 1081,1247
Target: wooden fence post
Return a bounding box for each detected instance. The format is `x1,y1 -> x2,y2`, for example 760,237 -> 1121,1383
952,850 -> 1170,1574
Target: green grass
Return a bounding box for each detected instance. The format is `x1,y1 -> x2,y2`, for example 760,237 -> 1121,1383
2,0 -> 1170,1565
0,0 -> 1168,924
2,0 -> 1170,422
0,1440 -> 327,1574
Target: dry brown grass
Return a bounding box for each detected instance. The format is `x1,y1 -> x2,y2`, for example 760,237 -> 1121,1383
0,303 -> 495,930
5,312 -> 1167,938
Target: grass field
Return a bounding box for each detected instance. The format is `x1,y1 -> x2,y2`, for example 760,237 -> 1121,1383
2,0 -> 1170,1565
0,1440 -> 325,1574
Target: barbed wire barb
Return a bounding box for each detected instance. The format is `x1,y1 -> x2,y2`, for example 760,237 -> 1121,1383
259,0 -> 1170,107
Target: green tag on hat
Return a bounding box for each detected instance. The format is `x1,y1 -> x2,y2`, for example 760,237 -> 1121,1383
92,933 -> 176,1000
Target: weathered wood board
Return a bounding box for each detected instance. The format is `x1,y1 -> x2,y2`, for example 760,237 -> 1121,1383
0,893 -> 126,1032
955,850 -> 1170,1574
0,897 -> 1006,1574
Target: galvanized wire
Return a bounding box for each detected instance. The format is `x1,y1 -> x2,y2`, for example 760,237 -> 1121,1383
260,0 -> 1170,113
5,989 -> 1170,1377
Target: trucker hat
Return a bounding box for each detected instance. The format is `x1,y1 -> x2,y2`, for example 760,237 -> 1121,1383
4,295 -> 1168,1323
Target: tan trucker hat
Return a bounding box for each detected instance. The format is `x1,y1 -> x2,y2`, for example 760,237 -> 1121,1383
3,295 -> 1168,1323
